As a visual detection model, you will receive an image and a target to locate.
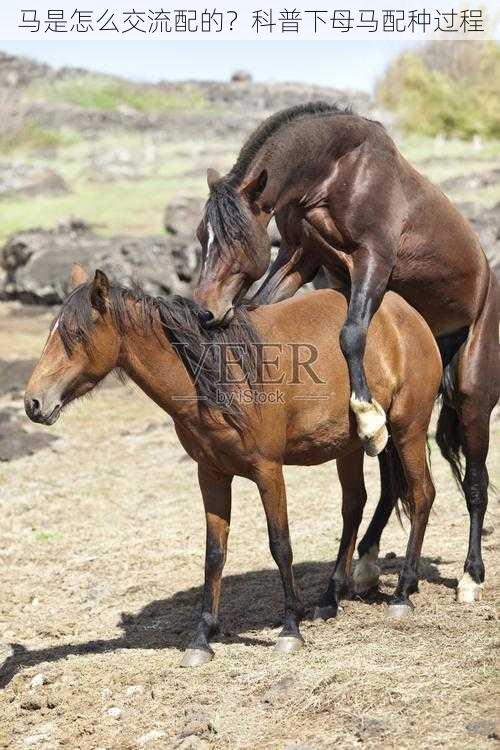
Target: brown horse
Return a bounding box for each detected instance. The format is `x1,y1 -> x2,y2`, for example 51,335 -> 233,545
25,266 -> 441,666
193,102 -> 499,603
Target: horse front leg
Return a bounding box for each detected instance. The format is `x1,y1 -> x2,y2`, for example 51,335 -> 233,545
340,252 -> 394,457
181,464 -> 232,667
256,465 -> 305,653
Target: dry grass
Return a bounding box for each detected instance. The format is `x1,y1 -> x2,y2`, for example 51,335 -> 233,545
0,302 -> 498,749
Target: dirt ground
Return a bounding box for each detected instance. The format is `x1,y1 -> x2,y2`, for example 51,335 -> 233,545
0,301 -> 498,750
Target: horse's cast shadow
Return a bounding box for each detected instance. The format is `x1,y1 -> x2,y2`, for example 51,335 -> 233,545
0,557 -> 457,689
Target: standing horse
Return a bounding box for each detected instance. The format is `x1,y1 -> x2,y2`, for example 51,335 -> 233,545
193,102 -> 499,603
25,267 -> 441,666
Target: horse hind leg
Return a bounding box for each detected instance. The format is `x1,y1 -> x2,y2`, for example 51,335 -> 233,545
386,429 -> 436,618
455,408 -> 492,603
353,451 -> 394,593
440,276 -> 498,603
314,450 -> 367,619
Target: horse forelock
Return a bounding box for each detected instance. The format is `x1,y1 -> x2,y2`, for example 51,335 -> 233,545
204,179 -> 255,260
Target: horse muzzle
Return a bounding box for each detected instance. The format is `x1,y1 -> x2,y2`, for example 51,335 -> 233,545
25,396 -> 63,425
198,306 -> 235,329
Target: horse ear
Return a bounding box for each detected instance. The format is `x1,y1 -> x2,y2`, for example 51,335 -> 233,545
69,263 -> 88,290
90,269 -> 110,314
207,168 -> 221,190
242,169 -> 268,204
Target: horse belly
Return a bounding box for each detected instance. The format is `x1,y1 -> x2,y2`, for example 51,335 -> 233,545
283,414 -> 355,465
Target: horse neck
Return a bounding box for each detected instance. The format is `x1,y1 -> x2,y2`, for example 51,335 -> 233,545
117,302 -> 199,425
239,115 -> 358,211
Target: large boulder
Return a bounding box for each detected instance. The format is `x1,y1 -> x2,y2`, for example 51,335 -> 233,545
1,220 -> 200,305
163,194 -> 205,240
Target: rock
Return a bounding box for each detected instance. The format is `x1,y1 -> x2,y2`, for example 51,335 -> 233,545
107,706 -> 122,719
441,169 -> 500,193
180,705 -> 211,738
0,52 -> 51,90
24,735 -> 47,746
137,730 -> 167,746
1,221 -> 199,305
30,674 -> 46,689
461,202 -> 500,277
125,684 -> 145,697
20,698 -> 42,711
175,736 -> 209,750
163,194 -> 205,241
83,148 -> 150,183
0,163 -> 68,200
466,719 -> 499,740
356,717 -> 387,738
231,70 -> 253,83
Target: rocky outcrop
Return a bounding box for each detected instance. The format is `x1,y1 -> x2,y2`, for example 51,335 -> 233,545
0,162 -> 68,199
1,220 -> 200,305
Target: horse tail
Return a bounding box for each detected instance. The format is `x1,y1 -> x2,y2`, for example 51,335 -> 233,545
381,436 -> 411,522
436,397 -> 464,490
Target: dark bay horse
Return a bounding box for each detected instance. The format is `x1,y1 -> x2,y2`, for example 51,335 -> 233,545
25,267 -> 441,666
193,102 -> 499,604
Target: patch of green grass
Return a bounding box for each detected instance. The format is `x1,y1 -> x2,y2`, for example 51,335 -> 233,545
0,120 -> 80,155
34,530 -> 60,543
27,74 -> 208,113
0,175 -> 206,245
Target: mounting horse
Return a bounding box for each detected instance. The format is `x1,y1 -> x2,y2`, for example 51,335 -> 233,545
193,102 -> 499,603
25,266 -> 441,666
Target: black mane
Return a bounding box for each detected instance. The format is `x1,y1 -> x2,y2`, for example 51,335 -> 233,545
56,283 -> 261,431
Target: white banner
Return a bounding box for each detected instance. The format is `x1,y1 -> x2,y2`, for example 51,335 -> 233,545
1,0 -> 499,41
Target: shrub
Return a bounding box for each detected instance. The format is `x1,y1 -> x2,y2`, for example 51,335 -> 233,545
376,41 -> 500,139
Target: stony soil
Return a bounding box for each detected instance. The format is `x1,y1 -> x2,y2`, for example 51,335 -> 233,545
0,302 -> 498,749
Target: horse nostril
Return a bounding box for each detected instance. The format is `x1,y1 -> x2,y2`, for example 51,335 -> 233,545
30,398 -> 40,415
198,309 -> 214,327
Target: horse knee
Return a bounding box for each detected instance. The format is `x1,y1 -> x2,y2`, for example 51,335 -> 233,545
205,543 -> 226,575
268,529 -> 292,568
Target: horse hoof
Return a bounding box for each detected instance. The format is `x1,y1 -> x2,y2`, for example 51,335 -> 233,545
386,603 -> 413,620
456,573 -> 483,603
274,634 -> 304,654
353,546 -> 380,593
180,647 -> 214,667
353,576 -> 379,594
363,425 -> 389,457
313,605 -> 338,621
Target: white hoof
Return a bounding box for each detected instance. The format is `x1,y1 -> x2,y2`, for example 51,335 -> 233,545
456,573 -> 483,603
180,647 -> 214,667
353,546 -> 381,593
386,603 -> 413,620
273,634 -> 304,654
350,396 -> 388,457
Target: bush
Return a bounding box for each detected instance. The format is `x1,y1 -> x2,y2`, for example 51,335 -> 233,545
376,41 -> 500,139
